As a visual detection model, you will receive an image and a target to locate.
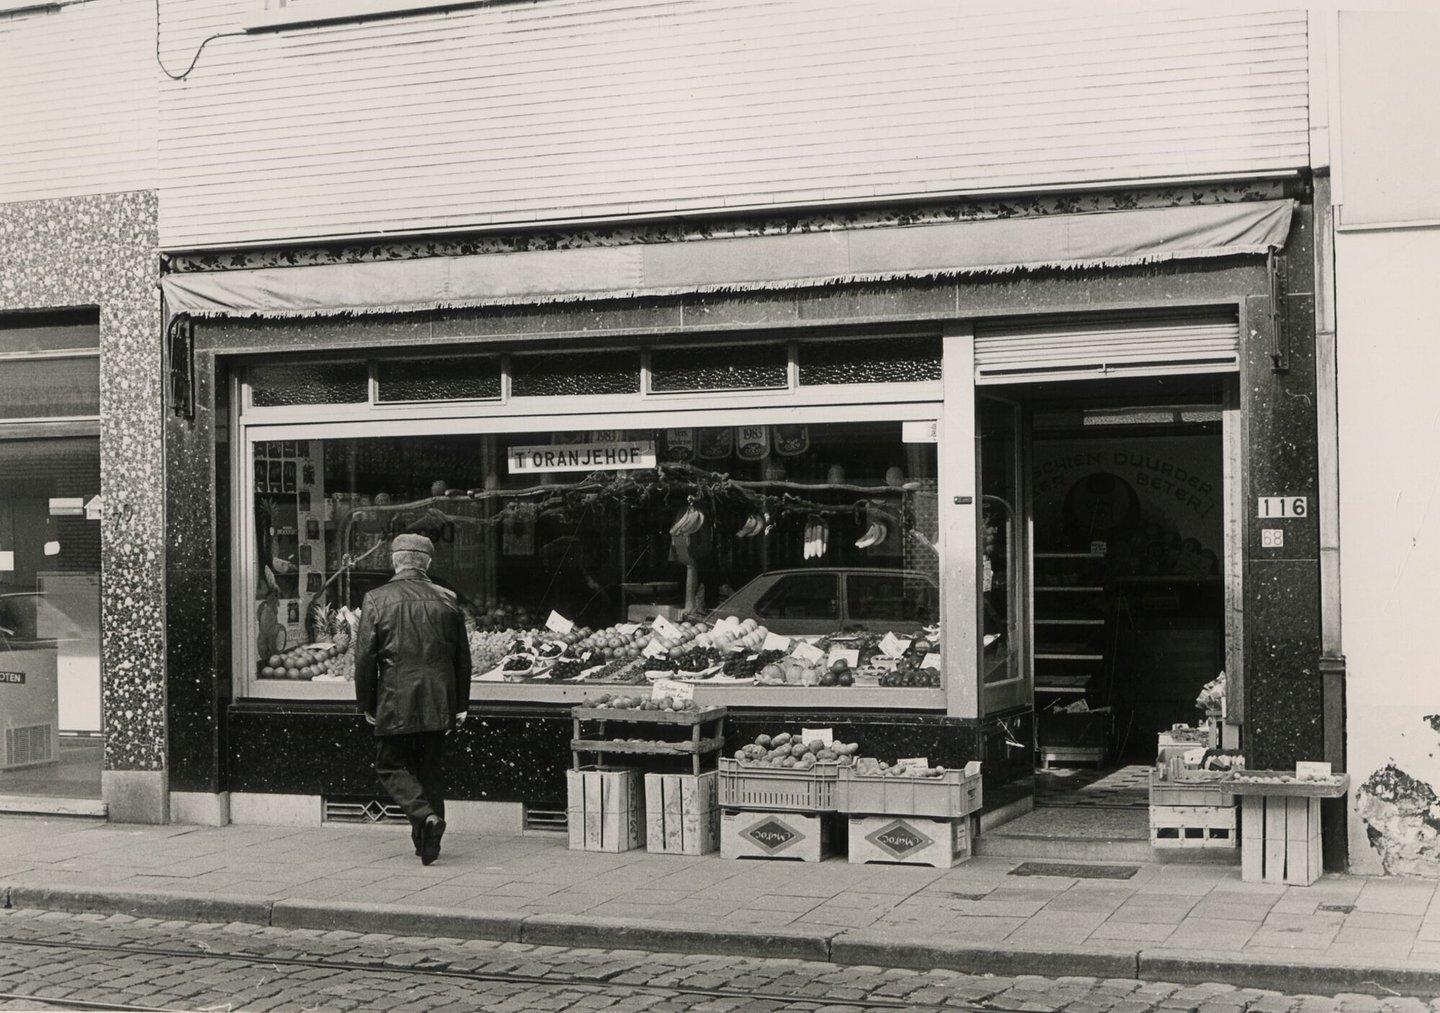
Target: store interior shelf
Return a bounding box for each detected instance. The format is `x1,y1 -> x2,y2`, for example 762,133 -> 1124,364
570,737 -> 725,756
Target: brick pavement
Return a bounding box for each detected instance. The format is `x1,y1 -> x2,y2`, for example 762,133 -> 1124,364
0,815 -> 1437,997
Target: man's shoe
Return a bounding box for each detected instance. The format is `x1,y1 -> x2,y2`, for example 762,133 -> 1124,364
410,821 -> 423,857
420,814 -> 445,866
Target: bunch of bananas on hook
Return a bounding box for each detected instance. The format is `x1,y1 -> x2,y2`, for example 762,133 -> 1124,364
854,518 -> 889,548
802,515 -> 830,559
669,501 -> 706,536
735,511 -> 768,537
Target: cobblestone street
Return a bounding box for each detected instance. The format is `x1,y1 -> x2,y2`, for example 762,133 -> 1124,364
0,908 -> 1436,1013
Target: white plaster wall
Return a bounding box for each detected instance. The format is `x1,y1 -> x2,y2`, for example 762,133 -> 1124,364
1337,228 -> 1440,876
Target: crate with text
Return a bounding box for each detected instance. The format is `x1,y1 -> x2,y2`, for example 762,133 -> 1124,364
721,809 -> 833,862
644,770 -> 719,856
565,765 -> 644,853
847,814 -> 971,868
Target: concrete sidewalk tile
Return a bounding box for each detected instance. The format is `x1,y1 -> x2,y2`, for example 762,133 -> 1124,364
748,893 -> 825,914
927,914 -> 1027,941
1106,904 -> 1190,925
6,883 -> 271,925
1245,928 -> 1338,951
1327,927 -> 1426,955
1344,911 -> 1424,932
1090,921 -> 1178,943
1356,882 -> 1437,916
1186,901 -> 1272,923
520,912 -> 831,961
830,927 -> 1138,979
1148,917 -> 1258,952
793,908 -> 884,929
1003,912 -> 1109,945
270,898 -> 524,941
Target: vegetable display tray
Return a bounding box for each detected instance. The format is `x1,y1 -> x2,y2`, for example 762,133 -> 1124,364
718,757 -> 840,813
836,766 -> 983,818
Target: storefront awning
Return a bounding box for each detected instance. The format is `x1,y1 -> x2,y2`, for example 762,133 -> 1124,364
160,200 -> 1294,319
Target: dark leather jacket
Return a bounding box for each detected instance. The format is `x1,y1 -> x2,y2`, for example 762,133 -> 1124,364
355,569 -> 472,735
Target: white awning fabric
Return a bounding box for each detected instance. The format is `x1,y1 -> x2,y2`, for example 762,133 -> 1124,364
160,200 -> 1294,319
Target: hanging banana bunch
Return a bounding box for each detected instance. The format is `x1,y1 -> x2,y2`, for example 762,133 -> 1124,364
669,500 -> 706,536
855,516 -> 889,548
802,515 -> 830,559
735,510 -> 767,537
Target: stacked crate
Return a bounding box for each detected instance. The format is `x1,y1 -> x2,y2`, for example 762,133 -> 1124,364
837,762 -> 983,868
718,758 -> 840,862
568,705 -> 726,854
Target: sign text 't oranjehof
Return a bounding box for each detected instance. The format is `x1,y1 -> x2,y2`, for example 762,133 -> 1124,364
507,440 -> 657,474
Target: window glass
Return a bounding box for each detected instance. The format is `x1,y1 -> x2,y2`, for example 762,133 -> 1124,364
511,350 -> 639,397
0,437 -> 102,799
376,356 -> 500,403
799,336 -> 941,385
250,361 -> 369,407
247,419 -> 940,693
0,358 -> 99,419
650,343 -> 787,392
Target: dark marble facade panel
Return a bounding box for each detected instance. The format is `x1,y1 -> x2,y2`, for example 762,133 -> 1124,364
794,281 -> 957,324
1244,559 -> 1323,769
458,299 -> 685,340
1,192 -> 164,772
959,260 -> 1266,318
680,291 -> 802,328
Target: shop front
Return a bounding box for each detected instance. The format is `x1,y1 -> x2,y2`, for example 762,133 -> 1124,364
161,189 -> 1325,844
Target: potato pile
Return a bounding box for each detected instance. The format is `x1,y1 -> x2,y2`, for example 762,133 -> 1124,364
733,731 -> 859,770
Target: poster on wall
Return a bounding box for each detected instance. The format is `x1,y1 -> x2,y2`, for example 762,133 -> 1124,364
736,425 -> 770,460
697,427 -> 733,460
664,428 -> 696,462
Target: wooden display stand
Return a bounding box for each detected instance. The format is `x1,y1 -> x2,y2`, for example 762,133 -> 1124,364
1228,772 -> 1350,886
566,766 -> 645,853
721,809 -> 833,862
571,706 -> 726,777
644,771 -> 719,855
848,814 -> 971,868
1149,804 -> 1237,849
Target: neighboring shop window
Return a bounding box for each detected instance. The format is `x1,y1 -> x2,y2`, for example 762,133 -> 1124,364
247,419 -> 941,695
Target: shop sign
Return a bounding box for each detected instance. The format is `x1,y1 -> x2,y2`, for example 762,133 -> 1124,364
650,678 -> 694,702
735,425 -> 770,460
865,819 -> 933,858
0,671 -> 24,685
507,440 -> 656,474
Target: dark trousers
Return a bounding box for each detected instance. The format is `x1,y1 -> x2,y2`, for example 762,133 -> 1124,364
374,732 -> 446,828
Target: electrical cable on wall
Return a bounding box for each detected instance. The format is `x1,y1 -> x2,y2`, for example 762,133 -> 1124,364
154,0 -> 246,81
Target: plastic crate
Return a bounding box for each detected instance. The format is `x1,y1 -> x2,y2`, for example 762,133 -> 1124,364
718,757 -> 840,812
836,762 -> 982,818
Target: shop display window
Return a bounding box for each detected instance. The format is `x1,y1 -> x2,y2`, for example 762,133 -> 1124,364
244,418 -> 941,698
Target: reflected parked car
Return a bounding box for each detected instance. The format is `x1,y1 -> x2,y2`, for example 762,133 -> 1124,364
702,567 -> 938,636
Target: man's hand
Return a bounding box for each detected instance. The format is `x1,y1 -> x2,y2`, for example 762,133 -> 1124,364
364,712 -> 376,726
454,711 -> 468,726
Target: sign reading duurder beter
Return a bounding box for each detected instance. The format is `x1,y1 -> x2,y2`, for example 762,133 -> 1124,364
508,440 -> 656,474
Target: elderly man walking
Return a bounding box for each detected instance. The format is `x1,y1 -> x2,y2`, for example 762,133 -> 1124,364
355,534 -> 472,865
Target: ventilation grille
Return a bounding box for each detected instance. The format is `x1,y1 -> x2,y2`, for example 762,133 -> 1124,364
524,803 -> 568,833
324,796 -> 406,825
3,724 -> 54,769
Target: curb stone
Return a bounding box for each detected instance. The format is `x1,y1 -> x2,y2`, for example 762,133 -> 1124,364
6,885 -> 272,926
1137,951 -> 1440,1000
271,899 -> 526,942
520,913 -> 833,962
830,929 -> 1140,979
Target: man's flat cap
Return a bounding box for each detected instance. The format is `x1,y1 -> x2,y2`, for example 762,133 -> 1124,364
391,533 -> 435,555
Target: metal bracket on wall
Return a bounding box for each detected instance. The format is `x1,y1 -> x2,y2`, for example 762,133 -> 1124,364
1267,249 -> 1290,373
167,315 -> 195,420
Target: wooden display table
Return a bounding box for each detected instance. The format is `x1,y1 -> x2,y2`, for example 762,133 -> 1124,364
1227,771 -> 1350,885
571,705 -> 726,777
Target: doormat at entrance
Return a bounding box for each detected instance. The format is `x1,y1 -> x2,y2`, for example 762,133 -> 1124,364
1035,764 -> 1151,808
1009,861 -> 1139,880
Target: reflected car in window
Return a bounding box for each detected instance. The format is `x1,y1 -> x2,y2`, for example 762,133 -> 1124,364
703,567 -> 938,636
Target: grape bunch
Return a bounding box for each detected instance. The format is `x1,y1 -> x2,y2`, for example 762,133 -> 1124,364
551,659 -> 584,680
644,656 -> 678,674
677,647 -> 723,673
724,649 -> 785,678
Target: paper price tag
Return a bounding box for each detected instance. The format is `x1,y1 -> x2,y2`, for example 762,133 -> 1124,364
651,678 -> 694,701
642,639 -> 670,658
920,652 -> 941,671
1296,761 -> 1332,780
897,756 -> 929,770
826,648 -> 859,669
801,727 -> 834,748
792,641 -> 825,662
878,632 -> 910,658
616,623 -> 640,634
712,615 -> 741,632
545,610 -> 574,634
762,631 -> 792,652
651,614 -> 680,639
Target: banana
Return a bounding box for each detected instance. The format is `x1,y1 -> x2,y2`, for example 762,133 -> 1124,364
736,512 -> 764,537
855,520 -> 888,548
670,505 -> 705,536
817,518 -> 828,556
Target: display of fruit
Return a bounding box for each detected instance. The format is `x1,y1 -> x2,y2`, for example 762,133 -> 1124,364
468,598 -> 534,632
802,515 -> 830,559
694,618 -> 768,653
500,654 -> 535,676
582,693 -> 697,712
734,511 -> 767,537
732,731 -> 860,768
854,519 -> 889,549
643,656 -> 678,674
550,658 -> 584,680
468,630 -> 514,674
677,646 -> 723,672
854,756 -> 951,778
878,667 -> 940,688
261,643 -> 347,681
669,503 -> 706,536
723,648 -> 783,678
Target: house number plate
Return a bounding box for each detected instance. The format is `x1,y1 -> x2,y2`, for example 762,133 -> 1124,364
1257,496 -> 1307,519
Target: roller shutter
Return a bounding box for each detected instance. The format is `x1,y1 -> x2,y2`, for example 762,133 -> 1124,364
973,310 -> 1240,384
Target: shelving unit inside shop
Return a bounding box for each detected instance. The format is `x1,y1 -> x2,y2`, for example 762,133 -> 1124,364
571,706 -> 727,777
1032,551 -> 1111,766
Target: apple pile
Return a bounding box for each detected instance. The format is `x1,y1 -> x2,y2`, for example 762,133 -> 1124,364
732,731 -> 860,769
581,693 -> 697,712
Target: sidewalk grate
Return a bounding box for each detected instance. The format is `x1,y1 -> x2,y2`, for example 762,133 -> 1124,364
324,796 -> 406,825
1009,861 -> 1139,879
524,803 -> 567,832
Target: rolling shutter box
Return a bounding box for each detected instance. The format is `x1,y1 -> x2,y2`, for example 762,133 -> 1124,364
973,311 -> 1241,384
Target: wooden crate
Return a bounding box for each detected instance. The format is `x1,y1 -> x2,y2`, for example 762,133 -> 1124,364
644,771 -> 719,856
848,815 -> 971,868
1149,804 -> 1237,849
1241,794 -> 1322,885
1149,771 -> 1233,807
566,766 -> 644,853
721,809 -> 832,862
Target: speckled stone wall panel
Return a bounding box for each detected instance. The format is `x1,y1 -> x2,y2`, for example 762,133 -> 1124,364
0,191 -> 164,773
1239,204 -> 1324,771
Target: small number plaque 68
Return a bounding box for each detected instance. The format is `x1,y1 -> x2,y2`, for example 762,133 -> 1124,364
1258,496 -> 1307,519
